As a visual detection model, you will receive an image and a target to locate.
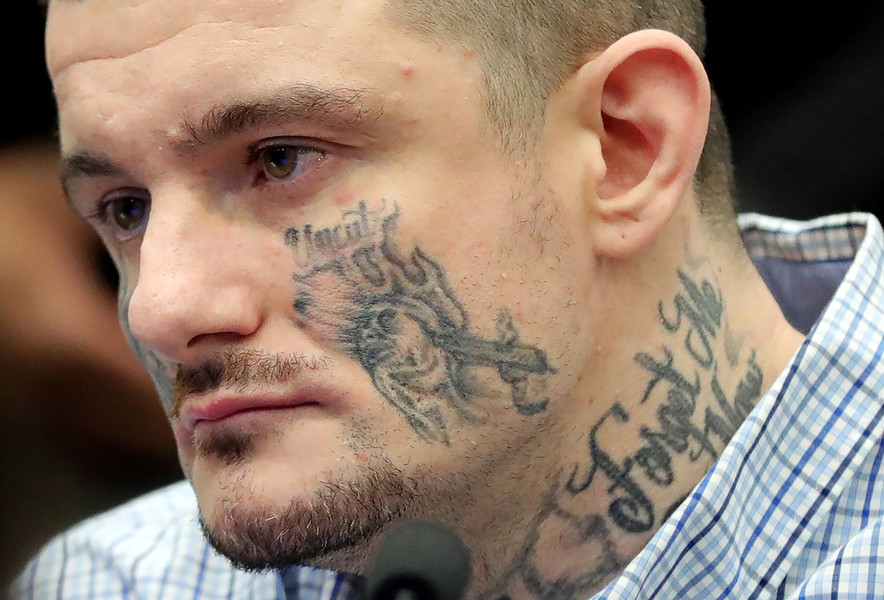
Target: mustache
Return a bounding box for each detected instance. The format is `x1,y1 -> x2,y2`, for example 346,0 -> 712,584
171,350 -> 332,418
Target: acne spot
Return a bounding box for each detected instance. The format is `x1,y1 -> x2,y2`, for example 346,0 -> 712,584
335,187 -> 355,207
399,62 -> 416,78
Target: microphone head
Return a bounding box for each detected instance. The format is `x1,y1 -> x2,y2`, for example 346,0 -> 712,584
365,520 -> 472,600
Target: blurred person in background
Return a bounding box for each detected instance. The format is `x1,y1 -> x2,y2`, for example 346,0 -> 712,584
0,6 -> 181,588
0,139 -> 180,586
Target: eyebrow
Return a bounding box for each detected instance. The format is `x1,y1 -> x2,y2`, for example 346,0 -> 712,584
60,153 -> 129,203
176,84 -> 382,149
59,84 -> 383,195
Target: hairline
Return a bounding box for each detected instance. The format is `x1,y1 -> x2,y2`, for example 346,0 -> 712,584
44,0 -> 740,239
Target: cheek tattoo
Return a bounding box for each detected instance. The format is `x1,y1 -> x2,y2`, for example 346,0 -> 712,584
284,200 -> 379,266
287,203 -> 557,444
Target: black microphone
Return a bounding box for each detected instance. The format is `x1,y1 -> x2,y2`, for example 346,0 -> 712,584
365,520 -> 472,600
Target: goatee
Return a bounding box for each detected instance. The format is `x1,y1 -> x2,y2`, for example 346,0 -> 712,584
200,458 -> 418,572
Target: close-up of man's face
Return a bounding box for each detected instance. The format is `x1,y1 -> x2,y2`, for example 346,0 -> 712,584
46,0 -> 600,571
22,0 -> 884,598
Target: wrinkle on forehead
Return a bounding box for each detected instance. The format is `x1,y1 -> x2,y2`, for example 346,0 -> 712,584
51,21 -> 286,79
46,0 -> 357,76
50,19 -> 275,78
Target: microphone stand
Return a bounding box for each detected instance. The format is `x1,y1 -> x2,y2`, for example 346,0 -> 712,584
365,520 -> 472,600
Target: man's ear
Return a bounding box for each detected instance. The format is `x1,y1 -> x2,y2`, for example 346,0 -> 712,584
573,30 -> 711,258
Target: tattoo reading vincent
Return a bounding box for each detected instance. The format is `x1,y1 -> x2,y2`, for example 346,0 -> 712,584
285,201 -> 556,444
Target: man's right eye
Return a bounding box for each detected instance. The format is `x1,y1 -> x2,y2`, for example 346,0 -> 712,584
106,196 -> 149,233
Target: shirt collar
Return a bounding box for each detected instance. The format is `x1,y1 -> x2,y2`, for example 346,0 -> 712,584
599,212 -> 884,598
276,213 -> 884,599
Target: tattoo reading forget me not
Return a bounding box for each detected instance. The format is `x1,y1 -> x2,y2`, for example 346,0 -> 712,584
567,267 -> 763,534
487,263 -> 763,600
286,204 -> 556,444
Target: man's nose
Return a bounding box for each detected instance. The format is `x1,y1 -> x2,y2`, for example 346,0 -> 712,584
126,197 -> 264,365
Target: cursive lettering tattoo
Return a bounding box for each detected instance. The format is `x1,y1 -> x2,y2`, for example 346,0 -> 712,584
490,262 -> 763,599
658,270 -> 724,368
284,200 -> 390,267
566,403 -> 655,533
486,482 -> 625,600
289,205 -> 556,444
569,268 -> 762,538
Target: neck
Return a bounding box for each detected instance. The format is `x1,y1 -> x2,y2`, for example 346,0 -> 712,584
476,214 -> 805,600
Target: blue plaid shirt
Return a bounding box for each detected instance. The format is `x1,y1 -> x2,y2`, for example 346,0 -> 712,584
11,213 -> 884,600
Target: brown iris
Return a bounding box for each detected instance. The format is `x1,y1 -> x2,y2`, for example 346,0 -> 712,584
110,197 -> 148,232
262,146 -> 304,180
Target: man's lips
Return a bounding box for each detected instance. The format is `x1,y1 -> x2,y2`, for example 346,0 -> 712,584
179,395 -> 318,434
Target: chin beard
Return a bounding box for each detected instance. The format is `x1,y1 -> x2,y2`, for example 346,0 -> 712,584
199,457 -> 418,572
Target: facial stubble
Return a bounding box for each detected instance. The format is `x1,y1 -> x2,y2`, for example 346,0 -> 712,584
197,417 -> 420,572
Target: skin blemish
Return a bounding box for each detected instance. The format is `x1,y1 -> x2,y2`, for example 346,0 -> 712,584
399,63 -> 416,78
335,187 -> 355,207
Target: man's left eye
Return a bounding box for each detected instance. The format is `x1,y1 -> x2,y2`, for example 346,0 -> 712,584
258,145 -> 325,181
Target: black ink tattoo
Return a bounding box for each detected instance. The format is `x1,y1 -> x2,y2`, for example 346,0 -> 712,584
567,268 -> 762,540
117,268 -> 177,413
284,200 -> 388,266
289,205 -> 556,444
658,270 -> 724,369
566,404 -> 655,533
489,266 -> 763,599
486,482 -> 625,600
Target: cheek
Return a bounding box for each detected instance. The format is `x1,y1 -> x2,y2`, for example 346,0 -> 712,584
292,267 -> 359,348
116,268 -> 135,352
334,187 -> 356,207
117,274 -> 176,413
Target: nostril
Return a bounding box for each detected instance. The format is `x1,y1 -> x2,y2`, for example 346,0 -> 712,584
186,331 -> 251,349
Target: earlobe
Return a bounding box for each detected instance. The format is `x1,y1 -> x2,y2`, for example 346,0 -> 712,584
577,30 -> 711,259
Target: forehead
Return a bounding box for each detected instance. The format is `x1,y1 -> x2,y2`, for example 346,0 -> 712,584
46,0 -> 483,156
47,0 -> 383,76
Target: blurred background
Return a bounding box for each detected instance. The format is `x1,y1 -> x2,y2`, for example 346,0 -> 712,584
1,0 -> 883,589
1,5 -> 182,588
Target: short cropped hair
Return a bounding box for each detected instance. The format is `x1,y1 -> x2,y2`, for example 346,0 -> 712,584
386,0 -> 738,230
41,0 -> 737,229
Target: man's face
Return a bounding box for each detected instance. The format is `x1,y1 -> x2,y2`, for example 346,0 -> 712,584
47,0 -> 595,570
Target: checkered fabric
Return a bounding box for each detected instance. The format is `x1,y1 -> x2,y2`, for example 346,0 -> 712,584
7,481 -> 361,600
9,213 -> 884,600
596,213 -> 884,599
